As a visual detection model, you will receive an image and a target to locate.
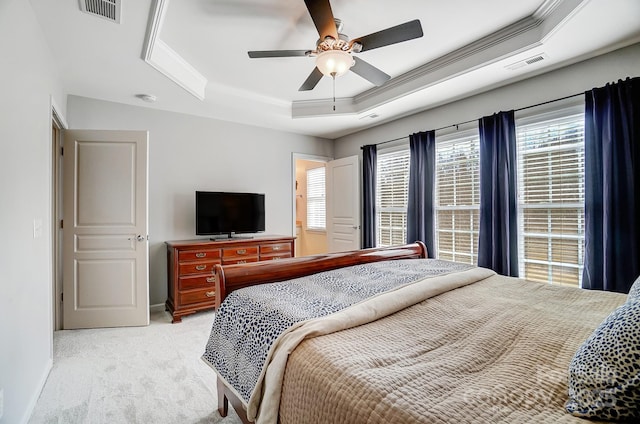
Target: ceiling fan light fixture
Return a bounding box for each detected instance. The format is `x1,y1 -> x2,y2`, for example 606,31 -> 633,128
316,50 -> 354,77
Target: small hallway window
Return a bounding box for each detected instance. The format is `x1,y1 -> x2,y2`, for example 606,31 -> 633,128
306,166 -> 326,230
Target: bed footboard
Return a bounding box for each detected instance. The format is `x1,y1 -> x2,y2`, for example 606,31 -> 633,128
213,242 -> 427,309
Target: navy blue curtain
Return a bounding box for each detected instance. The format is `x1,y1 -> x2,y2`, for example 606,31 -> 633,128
583,77 -> 640,293
362,144 -> 377,249
478,111 -> 519,276
407,131 -> 435,257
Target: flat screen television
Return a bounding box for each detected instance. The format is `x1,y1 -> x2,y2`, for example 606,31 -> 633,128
195,191 -> 265,239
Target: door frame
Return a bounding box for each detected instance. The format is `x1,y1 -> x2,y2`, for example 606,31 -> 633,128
291,153 -> 332,244
50,97 -> 67,331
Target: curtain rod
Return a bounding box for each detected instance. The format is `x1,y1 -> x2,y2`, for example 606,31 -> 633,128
361,91 -> 583,149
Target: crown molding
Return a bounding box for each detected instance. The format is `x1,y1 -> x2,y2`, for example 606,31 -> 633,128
292,0 -> 585,118
533,0 -> 564,19
142,0 -> 207,100
142,0 -> 168,63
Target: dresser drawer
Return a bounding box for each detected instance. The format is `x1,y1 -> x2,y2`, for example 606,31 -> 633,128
179,288 -> 216,306
223,246 -> 259,259
260,242 -> 292,255
178,249 -> 221,262
222,256 -> 259,265
178,260 -> 219,276
179,274 -> 216,290
260,252 -> 292,261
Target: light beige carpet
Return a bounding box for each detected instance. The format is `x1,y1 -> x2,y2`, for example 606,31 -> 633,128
29,310 -> 243,424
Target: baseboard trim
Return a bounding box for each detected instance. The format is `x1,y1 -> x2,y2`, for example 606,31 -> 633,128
22,358 -> 53,424
150,303 -> 166,313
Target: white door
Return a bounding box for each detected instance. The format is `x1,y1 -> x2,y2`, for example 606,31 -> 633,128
62,130 -> 149,329
326,155 -> 360,253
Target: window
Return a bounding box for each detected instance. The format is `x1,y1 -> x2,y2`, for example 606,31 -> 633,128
376,148 -> 410,246
516,109 -> 585,286
369,106 -> 585,281
435,131 -> 480,264
306,166 -> 326,230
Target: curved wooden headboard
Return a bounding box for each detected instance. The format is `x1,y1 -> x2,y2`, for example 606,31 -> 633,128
213,242 -> 427,308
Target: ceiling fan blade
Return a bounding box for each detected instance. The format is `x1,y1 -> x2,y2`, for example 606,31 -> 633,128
299,67 -> 324,91
304,0 -> 339,41
350,56 -> 390,86
248,50 -> 310,58
351,19 -> 423,52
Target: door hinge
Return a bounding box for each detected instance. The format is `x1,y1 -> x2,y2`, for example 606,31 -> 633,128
60,147 -> 64,156
60,220 -> 63,229
61,292 -> 63,302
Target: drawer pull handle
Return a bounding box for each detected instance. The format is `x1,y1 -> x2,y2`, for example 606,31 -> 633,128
195,252 -> 206,258
273,246 -> 281,251
206,277 -> 215,283
236,249 -> 247,255
195,265 -> 207,271
272,257 -> 281,260
205,291 -> 215,298
237,260 -> 247,264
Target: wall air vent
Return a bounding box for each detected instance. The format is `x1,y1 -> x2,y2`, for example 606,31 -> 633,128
79,0 -> 121,24
505,53 -> 547,71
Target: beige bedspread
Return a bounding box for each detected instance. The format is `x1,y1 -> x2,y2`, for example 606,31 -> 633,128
278,274 -> 626,424
252,266 -> 494,422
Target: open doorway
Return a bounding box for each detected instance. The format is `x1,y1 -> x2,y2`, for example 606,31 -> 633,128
292,154 -> 330,257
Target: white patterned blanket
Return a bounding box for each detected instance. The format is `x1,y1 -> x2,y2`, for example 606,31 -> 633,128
202,259 -> 488,422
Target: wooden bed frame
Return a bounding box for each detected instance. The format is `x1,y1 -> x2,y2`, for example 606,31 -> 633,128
211,242 -> 427,423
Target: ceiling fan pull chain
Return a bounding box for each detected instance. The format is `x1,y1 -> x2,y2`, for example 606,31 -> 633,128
332,72 -> 336,111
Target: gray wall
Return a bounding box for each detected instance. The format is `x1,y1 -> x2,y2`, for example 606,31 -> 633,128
334,43 -> 640,157
66,96 -> 333,306
0,1 -> 66,423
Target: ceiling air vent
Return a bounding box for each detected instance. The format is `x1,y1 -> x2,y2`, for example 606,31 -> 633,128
525,55 -> 545,65
79,0 -> 121,24
505,53 -> 547,71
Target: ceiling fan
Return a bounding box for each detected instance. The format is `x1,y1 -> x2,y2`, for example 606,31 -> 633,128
248,0 -> 424,92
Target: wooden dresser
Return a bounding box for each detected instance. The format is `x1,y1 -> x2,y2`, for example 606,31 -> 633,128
165,236 -> 295,323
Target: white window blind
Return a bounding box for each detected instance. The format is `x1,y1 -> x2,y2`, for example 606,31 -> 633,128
435,132 -> 480,264
306,166 -> 326,230
376,148 -> 410,247
517,111 -> 585,286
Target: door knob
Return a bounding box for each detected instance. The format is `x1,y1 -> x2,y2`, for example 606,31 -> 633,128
136,234 -> 146,242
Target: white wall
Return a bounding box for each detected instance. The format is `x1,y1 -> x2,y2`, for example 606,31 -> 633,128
66,96 -> 333,305
334,43 -> 640,157
0,1 -> 67,423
